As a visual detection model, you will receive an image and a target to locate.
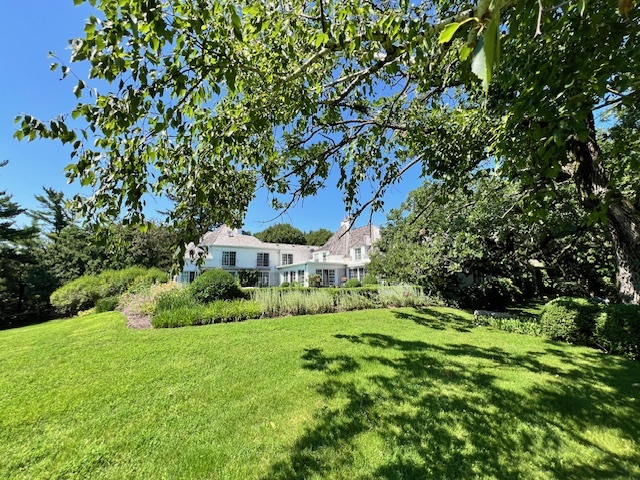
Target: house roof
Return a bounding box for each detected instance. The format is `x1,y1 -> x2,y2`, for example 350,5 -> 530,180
185,225 -> 314,258
321,223 -> 380,257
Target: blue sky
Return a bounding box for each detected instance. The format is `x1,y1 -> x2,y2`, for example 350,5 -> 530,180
0,1 -> 422,233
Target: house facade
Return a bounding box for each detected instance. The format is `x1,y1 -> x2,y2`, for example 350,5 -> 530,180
179,219 -> 380,287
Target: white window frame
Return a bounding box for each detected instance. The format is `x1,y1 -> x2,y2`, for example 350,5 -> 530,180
282,253 -> 293,266
222,251 -> 236,267
354,247 -> 362,261
257,252 -> 270,267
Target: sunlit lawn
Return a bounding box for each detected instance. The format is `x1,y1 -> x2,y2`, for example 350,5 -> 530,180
1,307 -> 639,479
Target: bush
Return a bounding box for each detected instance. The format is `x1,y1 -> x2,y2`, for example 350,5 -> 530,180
539,297 -> 602,345
459,277 -> 522,310
361,274 -> 378,286
308,274 -> 322,287
594,304 -> 640,360
187,269 -> 243,303
51,267 -> 170,315
119,282 -> 183,317
238,269 -> 259,287
336,292 -> 377,311
50,276 -> 104,315
95,296 -> 119,313
345,278 -> 362,288
475,314 -> 543,336
126,268 -> 169,293
280,282 -> 290,288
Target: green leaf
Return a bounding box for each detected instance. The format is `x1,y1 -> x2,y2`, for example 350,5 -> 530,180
459,45 -> 473,61
438,22 -> 461,44
471,8 -> 500,92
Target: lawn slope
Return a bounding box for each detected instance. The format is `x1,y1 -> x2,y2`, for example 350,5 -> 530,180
1,308 -> 639,479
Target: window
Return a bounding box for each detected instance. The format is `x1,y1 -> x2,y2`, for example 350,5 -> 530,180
180,271 -> 197,284
354,247 -> 362,261
322,252 -> 327,262
315,269 -> 336,286
258,272 -> 270,287
222,251 -> 236,267
298,270 -> 305,282
282,271 -> 290,283
282,253 -> 293,265
257,252 -> 270,267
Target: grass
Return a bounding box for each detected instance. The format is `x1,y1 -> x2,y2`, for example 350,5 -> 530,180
1,307 -> 639,479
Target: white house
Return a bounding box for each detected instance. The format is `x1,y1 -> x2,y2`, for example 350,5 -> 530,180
179,218 -> 380,287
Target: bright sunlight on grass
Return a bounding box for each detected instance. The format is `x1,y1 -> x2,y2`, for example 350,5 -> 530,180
1,308 -> 639,479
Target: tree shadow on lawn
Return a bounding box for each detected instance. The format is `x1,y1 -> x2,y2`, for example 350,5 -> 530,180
263,331 -> 640,479
393,307 -> 475,332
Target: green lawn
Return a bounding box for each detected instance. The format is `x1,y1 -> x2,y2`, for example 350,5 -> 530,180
1,308 -> 639,479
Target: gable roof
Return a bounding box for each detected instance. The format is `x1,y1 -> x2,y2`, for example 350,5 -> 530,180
321,224 -> 380,257
185,224 -> 315,258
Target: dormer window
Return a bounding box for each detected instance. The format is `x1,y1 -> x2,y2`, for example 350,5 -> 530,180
354,247 -> 362,261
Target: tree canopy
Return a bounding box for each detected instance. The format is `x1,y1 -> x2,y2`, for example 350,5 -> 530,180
255,223 -> 307,244
305,228 -> 334,246
17,0 -> 640,301
369,176 -> 615,299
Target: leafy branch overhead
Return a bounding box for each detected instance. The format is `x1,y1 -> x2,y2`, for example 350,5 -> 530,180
14,0 -> 640,302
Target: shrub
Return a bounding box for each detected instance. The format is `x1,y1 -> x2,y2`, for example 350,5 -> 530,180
308,274 -> 322,287
459,277 -> 522,310
119,282 -> 184,317
280,282 -> 290,288
126,268 -> 169,293
95,296 -> 119,313
345,278 -> 362,288
539,297 -> 602,345
97,267 -> 148,297
51,267 -> 170,315
475,314 -> 543,336
238,269 -> 259,287
50,275 -> 104,315
187,269 -> 243,303
594,304 -> 640,360
361,274 -> 378,286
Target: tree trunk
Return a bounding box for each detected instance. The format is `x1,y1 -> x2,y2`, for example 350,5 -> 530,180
569,112 -> 640,304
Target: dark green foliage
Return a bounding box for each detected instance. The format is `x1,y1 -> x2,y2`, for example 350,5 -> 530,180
27,187 -> 73,239
459,277 -> 522,310
345,278 -> 362,288
280,282 -> 290,288
305,228 -> 333,246
361,274 -> 378,286
254,223 -> 306,245
187,269 -> 242,303
539,297 -> 602,345
475,315 -> 543,337
370,177 -> 615,302
95,296 -> 119,313
594,304 -> 640,360
237,269 -> 259,287
152,300 -> 262,328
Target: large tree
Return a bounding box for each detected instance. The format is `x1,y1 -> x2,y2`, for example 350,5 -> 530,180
369,176 -> 615,298
17,0 -> 640,301
255,223 -> 307,244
